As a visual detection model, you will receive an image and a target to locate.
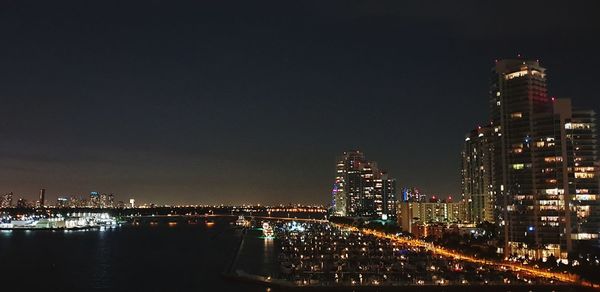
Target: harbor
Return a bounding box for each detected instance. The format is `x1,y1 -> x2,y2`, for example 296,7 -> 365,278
227,219 -> 595,291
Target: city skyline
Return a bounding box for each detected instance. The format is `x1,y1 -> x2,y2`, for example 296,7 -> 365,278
2,1 -> 600,205
3,2 -> 600,291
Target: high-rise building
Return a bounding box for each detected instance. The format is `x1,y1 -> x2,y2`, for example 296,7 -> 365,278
16,198 -> 28,208
359,161 -> 376,217
331,150 -> 396,218
89,191 -> 100,208
37,188 -> 46,208
461,125 -> 495,223
57,197 -> 68,208
534,99 -> 600,255
332,151 -> 367,216
374,171 -> 397,219
567,108 -> 600,252
400,187 -> 425,202
1,192 -> 13,208
332,157 -> 347,216
479,58 -> 600,258
490,59 -> 550,258
67,196 -> 87,208
99,193 -> 115,208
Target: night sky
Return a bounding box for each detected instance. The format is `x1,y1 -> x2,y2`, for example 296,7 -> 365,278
1,1 -> 599,205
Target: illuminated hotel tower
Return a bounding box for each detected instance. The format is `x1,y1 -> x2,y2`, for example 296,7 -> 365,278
490,59 -> 599,258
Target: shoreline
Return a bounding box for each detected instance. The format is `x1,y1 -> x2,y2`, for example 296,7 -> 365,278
0,225 -> 103,231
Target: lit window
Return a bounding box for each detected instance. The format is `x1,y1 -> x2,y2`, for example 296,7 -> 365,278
544,188 -> 564,195
505,70 -> 529,80
575,172 -> 595,179
571,233 -> 599,240
510,112 -> 523,119
574,195 -> 597,201
566,123 -> 591,130
544,156 -> 563,163
511,163 -> 524,170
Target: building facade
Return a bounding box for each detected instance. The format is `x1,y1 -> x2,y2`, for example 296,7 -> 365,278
1,192 -> 13,208
36,188 -> 46,208
397,200 -> 467,234
400,187 -> 425,202
331,150 -> 397,218
375,171 -> 397,219
469,58 -> 600,258
461,125 -> 495,223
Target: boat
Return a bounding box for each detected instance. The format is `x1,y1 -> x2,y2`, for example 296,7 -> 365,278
235,216 -> 249,227
206,219 -> 215,227
262,222 -> 274,238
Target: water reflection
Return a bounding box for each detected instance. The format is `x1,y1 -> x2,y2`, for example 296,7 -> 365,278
0,217 -> 269,291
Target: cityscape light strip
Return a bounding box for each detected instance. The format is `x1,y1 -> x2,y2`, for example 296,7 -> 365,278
334,224 -> 598,289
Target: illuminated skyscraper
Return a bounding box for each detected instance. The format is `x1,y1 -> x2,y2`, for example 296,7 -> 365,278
99,193 -> 115,208
331,150 -> 396,218
1,192 -> 13,208
90,191 -> 100,208
16,198 -> 28,208
332,158 -> 347,216
37,188 -> 46,208
359,161 -> 376,216
486,59 -> 599,258
461,125 -> 495,223
490,59 -> 551,257
57,197 -> 68,208
566,108 -> 600,252
374,171 -> 397,219
536,100 -> 600,255
331,150 -> 368,216
400,187 -> 424,202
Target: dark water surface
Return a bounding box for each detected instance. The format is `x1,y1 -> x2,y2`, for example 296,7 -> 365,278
0,217 -> 272,292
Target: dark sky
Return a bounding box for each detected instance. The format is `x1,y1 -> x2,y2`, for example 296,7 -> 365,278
1,1 -> 599,205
